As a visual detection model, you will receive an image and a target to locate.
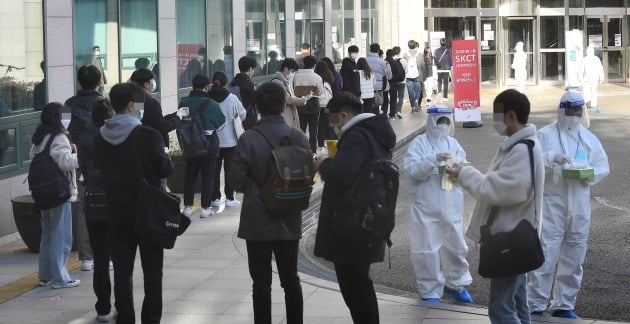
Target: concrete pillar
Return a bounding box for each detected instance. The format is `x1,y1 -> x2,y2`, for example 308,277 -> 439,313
397,0 -> 426,46
158,0 -> 178,113
45,0 -> 75,103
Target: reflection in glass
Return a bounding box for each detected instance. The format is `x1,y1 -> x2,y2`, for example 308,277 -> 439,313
541,0 -> 563,7
20,123 -> 37,163
586,0 -> 623,6
569,16 -> 583,30
246,0 -> 285,76
481,0 -> 496,7
570,0 -> 583,7
296,0 -> 324,65
177,0 -> 206,88
480,18 -> 497,51
541,52 -> 565,81
540,17 -> 564,48
120,0 -> 158,82
434,17 -> 477,42
0,128 -> 16,169
481,55 -> 497,84
608,51 -> 623,79
0,0 -> 45,112
431,0 -> 476,8
361,0 -> 378,52
208,1 -> 233,79
331,0 -> 353,63
608,18 -> 622,47
587,18 -> 603,48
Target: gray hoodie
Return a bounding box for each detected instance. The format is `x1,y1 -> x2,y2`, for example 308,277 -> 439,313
99,114 -> 142,146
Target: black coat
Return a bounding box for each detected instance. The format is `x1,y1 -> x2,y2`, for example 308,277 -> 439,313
229,115 -> 310,241
314,114 -> 396,264
229,73 -> 255,109
94,126 -> 173,238
65,90 -> 102,141
141,94 -> 180,148
339,58 -> 361,98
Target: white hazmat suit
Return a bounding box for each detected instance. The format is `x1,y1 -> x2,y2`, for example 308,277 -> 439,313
404,106 -> 472,300
580,46 -> 604,109
512,42 -> 527,93
527,91 -> 609,314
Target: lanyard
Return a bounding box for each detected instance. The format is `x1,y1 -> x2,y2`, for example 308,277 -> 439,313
428,136 -> 451,152
556,124 -> 583,159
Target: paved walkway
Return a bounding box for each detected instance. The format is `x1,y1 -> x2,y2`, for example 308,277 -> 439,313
0,88 -> 627,323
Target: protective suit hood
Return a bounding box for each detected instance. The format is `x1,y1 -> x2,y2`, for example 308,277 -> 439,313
557,90 -> 585,133
426,105 -> 454,140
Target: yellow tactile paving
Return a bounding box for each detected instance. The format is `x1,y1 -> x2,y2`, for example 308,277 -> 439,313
0,253 -> 81,304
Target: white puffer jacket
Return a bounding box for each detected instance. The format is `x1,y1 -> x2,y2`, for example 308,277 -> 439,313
358,70 -> 375,99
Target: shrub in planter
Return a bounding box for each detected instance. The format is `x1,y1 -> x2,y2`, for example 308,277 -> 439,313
167,132 -> 201,193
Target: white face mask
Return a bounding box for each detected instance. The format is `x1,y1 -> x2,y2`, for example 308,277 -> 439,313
287,72 -> 296,81
350,53 -> 359,60
436,124 -> 450,138
150,79 -> 157,92
492,113 -> 507,136
94,51 -> 100,56
559,115 -> 581,132
197,55 -> 204,62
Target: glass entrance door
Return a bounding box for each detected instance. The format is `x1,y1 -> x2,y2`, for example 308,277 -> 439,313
504,18 -> 536,86
587,16 -> 624,82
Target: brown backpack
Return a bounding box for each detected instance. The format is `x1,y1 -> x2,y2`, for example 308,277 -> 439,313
253,125 -> 314,215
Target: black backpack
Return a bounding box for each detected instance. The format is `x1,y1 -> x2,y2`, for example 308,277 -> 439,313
229,84 -> 258,130
253,125 -> 314,215
176,100 -> 212,158
333,127 -> 399,249
28,134 -> 71,209
391,58 -> 406,83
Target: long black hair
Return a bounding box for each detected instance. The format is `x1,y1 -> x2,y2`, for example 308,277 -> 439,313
32,102 -> 67,145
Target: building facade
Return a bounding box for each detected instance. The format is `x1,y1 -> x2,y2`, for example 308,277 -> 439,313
426,0 -> 630,87
0,0 -> 424,237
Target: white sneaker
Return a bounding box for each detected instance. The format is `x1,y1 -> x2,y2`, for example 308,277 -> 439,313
96,313 -> 111,322
182,206 -> 193,218
82,260 -> 94,271
38,280 -> 51,287
51,279 -> 80,289
225,199 -> 241,207
211,199 -> 223,207
109,261 -> 114,270
200,208 -> 214,218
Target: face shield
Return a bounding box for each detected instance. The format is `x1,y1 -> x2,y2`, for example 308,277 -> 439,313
426,105 -> 454,139
558,90 -> 585,132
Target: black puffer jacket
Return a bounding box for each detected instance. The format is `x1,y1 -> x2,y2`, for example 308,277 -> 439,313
229,115 -> 310,241
141,94 -> 180,148
314,114 -> 396,264
65,90 -> 102,141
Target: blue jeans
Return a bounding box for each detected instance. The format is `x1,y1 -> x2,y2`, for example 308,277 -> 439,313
406,79 -> 422,109
39,201 -> 73,284
489,274 -> 530,324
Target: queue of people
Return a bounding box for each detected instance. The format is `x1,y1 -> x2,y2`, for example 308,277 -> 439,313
28,43 -> 608,324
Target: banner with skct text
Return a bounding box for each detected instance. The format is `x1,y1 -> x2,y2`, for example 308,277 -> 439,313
452,40 -> 481,123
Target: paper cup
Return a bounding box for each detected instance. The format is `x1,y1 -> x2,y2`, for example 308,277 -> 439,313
325,140 -> 338,158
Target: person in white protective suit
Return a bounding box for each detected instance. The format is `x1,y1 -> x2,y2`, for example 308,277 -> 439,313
527,90 -> 609,320
403,105 -> 473,304
511,42 -> 527,93
580,46 -> 604,110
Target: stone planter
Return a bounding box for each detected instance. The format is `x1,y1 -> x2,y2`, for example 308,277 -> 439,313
11,195 -> 79,253
167,156 -> 201,193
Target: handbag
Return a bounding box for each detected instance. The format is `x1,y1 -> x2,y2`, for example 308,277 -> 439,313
132,127 -> 190,249
478,139 -> 545,278
233,104 -> 244,138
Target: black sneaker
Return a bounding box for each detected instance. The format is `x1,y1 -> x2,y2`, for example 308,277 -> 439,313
530,311 -> 544,316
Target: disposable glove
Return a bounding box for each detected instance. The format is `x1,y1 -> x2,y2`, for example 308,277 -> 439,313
436,152 -> 452,162
176,107 -> 189,120
554,153 -> 570,165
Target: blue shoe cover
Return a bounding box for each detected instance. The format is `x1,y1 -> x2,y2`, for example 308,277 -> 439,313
551,310 -> 580,319
594,108 -> 602,113
422,298 -> 440,303
444,286 -> 473,303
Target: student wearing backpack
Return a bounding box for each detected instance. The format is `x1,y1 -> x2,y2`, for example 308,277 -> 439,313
76,98 -> 115,322
229,56 -> 258,130
403,40 -> 426,113
386,48 -> 406,120
208,71 -> 246,208
313,92 -> 396,324
404,106 -> 473,304
293,55 -> 324,154
30,102 -> 80,289
229,82 -> 310,324
434,38 -> 452,101
65,65 -> 102,272
179,74 -> 226,218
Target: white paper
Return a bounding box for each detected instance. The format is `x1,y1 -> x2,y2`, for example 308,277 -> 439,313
484,23 -> 492,31
615,34 -> 621,47
484,30 -> 494,41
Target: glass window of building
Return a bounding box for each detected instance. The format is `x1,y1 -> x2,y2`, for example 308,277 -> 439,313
481,0 -> 496,7
570,0 -> 583,7
431,0 -> 477,8
540,17 -> 565,81
361,0 -> 378,52
434,17 -> 477,41
541,0 -> 563,7
331,0 -> 353,63
541,17 -> 565,49
119,0 -> 158,83
586,0 -> 623,6
569,16 -> 584,30
480,18 -> 497,85
207,1 -> 233,79
177,0 -> 207,89
74,0 -> 119,95
246,0 -> 286,76
296,0 -> 324,65
0,0 -> 45,175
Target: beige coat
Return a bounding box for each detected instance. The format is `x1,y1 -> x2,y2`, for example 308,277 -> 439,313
30,133 -> 79,202
271,77 -> 305,130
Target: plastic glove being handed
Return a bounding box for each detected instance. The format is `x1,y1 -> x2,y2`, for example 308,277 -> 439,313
436,152 -> 452,162
554,153 -> 571,165
176,107 -> 189,120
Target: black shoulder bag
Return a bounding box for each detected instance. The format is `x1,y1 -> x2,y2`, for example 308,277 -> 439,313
132,127 -> 190,249
478,139 -> 545,278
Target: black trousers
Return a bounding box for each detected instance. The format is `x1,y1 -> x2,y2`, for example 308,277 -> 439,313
317,109 -> 337,147
334,262 -> 379,324
246,240 -> 303,324
299,112 -> 319,153
363,98 -> 377,114
110,226 -> 164,324
86,220 -> 111,316
381,90 -> 390,116
184,155 -> 216,208
213,147 -> 236,201
437,72 -> 450,99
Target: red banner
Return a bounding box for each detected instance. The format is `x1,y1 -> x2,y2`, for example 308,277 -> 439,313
452,40 -> 481,122
177,44 -> 203,76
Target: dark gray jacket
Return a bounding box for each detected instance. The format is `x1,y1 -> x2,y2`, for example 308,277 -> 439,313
229,115 -> 310,241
